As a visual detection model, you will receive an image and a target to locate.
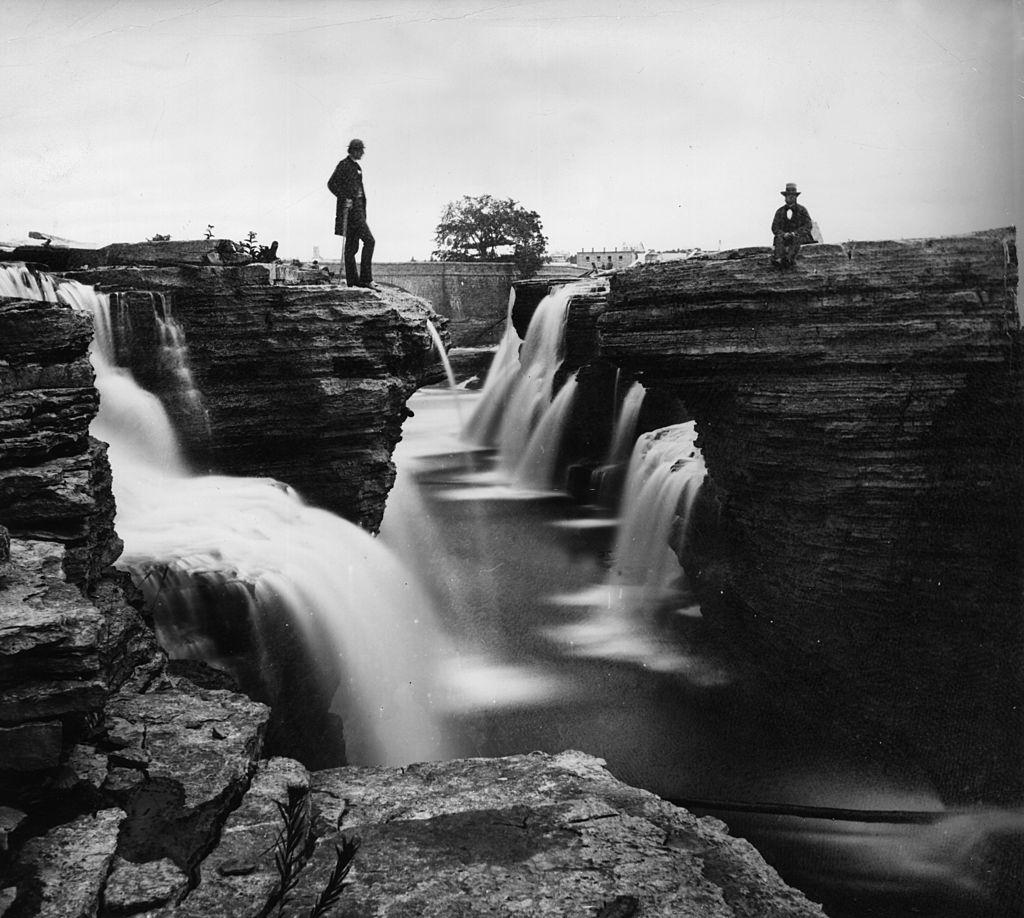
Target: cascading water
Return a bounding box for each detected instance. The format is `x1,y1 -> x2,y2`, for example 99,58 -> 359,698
1,263 -> 63,303
607,381 -> 647,472
595,380 -> 647,505
461,289 -> 522,445
545,422 -> 717,678
425,318 -> 463,428
147,291 -> 211,440
59,277 -> 453,766
462,280 -> 599,491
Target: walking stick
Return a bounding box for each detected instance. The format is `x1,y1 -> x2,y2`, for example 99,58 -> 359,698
338,200 -> 352,284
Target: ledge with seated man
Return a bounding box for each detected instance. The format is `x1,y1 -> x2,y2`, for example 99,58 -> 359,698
771,182 -> 818,268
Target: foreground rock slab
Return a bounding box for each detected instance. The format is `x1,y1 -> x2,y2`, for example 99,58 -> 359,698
292,751 -> 825,918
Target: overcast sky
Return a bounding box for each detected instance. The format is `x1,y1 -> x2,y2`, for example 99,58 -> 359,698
2,0 -> 1020,261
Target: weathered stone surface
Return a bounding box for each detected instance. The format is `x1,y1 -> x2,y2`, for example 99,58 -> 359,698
0,285 -> 121,589
0,539 -> 106,728
93,677 -> 269,878
176,757 -> 310,918
69,266 -> 444,530
291,751 -> 825,918
598,229 -> 1023,804
103,678 -> 269,811
15,808 -> 121,918
92,574 -> 165,694
100,239 -> 249,267
104,856 -> 190,914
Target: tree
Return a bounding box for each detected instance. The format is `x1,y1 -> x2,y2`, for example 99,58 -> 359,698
433,194 -> 548,277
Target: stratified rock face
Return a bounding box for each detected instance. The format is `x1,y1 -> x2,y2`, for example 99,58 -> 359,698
71,266 -> 443,530
0,294 -> 121,586
600,230 -> 1023,804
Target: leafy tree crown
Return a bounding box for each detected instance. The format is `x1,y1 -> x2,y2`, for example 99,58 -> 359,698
433,194 -> 547,277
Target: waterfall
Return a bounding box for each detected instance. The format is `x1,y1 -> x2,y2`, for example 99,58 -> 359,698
148,291 -> 210,439
607,381 -> 647,470
425,318 -> 463,427
63,278 -> 450,766
595,380 -> 647,505
0,263 -> 61,302
545,422 -> 718,679
463,280 -> 599,490
461,288 -> 523,445
607,423 -> 705,608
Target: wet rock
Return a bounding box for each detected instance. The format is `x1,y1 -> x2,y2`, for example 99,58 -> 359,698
293,750 -> 825,918
176,757 -> 310,918
15,808 -> 121,917
104,856 -> 189,914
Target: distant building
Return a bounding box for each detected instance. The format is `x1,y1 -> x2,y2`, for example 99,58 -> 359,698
574,247 -> 643,271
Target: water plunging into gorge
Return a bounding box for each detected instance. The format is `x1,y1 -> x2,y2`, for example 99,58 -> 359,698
7,263 -> 1017,917
64,277 -> 453,766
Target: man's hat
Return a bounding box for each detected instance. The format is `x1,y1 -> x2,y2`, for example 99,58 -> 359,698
781,182 -> 801,196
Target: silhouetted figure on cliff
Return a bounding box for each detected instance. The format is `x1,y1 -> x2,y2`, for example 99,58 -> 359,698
771,182 -> 814,267
327,138 -> 376,288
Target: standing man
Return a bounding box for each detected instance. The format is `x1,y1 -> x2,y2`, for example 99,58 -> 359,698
328,139 -> 375,288
771,182 -> 814,268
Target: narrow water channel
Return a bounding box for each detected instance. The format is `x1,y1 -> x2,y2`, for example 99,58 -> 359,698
381,386 -> 1015,918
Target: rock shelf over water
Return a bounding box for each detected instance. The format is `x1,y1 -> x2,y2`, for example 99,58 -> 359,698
599,230 -> 1022,804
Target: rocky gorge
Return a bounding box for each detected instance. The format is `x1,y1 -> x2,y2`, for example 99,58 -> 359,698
0,252 -> 827,916
517,229 -> 1021,809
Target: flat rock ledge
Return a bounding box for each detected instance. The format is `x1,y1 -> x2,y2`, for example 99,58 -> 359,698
3,751 -> 826,918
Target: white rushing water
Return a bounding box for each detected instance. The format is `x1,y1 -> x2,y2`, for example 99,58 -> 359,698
545,422 -> 718,679
45,274 -> 453,766
462,279 -> 602,491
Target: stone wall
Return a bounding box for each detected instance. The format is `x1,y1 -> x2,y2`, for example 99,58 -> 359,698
374,261 -> 515,347
598,230 -> 1023,804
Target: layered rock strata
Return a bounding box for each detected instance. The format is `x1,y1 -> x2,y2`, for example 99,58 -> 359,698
0,292 -> 120,587
599,231 -> 1023,804
70,265 -> 446,531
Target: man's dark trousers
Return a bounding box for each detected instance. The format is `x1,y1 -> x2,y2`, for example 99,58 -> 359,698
345,209 -> 374,287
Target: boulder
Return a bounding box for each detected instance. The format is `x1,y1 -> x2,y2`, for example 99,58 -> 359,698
293,751 -> 826,918
15,808 -> 122,918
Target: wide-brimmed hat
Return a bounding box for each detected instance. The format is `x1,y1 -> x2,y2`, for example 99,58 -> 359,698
780,182 -> 801,196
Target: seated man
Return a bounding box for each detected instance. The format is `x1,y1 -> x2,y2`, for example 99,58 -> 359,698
771,182 -> 814,267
